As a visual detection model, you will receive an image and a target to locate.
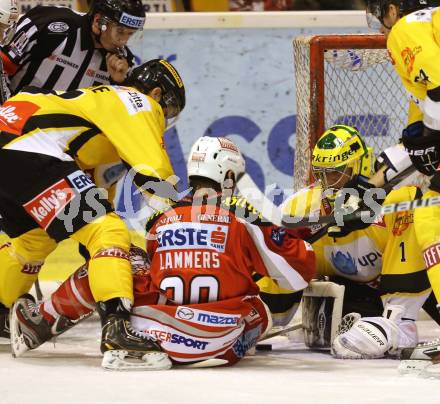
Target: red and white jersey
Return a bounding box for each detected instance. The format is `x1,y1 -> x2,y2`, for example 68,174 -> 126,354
131,292 -> 270,365
144,194 -> 316,305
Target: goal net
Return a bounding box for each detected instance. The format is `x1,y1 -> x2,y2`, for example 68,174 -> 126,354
293,34 -> 408,191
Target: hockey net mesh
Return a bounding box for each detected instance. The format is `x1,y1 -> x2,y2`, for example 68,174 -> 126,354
293,34 -> 417,191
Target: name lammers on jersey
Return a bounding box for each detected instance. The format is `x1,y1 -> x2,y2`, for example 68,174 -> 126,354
158,251 -> 220,270
156,222 -> 228,252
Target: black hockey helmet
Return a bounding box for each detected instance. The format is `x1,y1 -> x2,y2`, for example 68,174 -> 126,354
366,0 -> 438,28
126,59 -> 186,120
90,0 -> 145,30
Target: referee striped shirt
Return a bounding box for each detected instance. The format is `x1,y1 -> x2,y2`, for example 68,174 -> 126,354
0,6 -> 135,94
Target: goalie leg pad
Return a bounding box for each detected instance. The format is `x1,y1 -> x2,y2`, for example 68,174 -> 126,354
302,281 -> 345,349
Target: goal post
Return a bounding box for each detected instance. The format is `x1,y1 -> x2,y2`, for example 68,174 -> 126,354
293,34 -> 408,190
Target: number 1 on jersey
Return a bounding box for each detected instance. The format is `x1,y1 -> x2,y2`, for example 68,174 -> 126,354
399,241 -> 406,262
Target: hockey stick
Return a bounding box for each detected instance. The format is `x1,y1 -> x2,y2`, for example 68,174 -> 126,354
281,191 -> 440,229
237,166 -> 418,230
236,173 -> 282,225
282,166 -> 420,229
34,279 -> 43,302
259,322 -> 303,342
0,59 -> 9,104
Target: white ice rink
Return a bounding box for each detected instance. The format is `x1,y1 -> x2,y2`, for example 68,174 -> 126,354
1,317 -> 440,404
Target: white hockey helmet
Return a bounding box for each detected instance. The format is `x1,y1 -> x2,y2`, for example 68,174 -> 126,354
0,0 -> 18,46
187,136 -> 245,188
0,0 -> 18,26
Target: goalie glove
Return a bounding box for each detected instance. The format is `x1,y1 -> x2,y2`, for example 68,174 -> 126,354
332,305 -> 417,359
402,127 -> 440,176
327,176 -> 385,238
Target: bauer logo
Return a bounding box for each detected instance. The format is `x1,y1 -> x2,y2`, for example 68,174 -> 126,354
119,13 -> 145,29
117,90 -> 151,115
23,179 -> 75,230
156,222 -> 228,252
175,306 -> 240,327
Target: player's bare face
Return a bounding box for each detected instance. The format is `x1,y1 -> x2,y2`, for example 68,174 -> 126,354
379,5 -> 400,39
100,23 -> 137,53
313,165 -> 353,192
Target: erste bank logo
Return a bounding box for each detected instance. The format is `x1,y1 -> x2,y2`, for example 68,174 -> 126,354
156,222 -> 229,252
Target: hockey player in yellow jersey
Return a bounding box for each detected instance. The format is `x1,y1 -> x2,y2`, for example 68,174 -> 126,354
324,1 -> 440,372
280,125 -> 437,359
0,58 -> 185,370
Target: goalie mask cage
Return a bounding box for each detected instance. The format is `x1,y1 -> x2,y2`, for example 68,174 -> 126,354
293,34 -> 408,190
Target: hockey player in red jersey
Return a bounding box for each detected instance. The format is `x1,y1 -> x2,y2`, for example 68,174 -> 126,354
10,136 -> 316,369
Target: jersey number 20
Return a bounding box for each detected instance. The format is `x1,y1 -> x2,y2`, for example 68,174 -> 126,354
160,276 -> 220,304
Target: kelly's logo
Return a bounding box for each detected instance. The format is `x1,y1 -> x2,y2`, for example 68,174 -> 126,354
0,101 -> 40,135
23,179 -> 75,230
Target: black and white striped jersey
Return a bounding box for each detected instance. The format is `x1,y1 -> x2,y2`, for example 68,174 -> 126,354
0,6 -> 135,95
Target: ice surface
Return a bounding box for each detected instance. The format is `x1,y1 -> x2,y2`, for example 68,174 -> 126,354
1,318 -> 439,404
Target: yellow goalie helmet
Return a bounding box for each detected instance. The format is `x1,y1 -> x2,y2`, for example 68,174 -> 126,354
311,124 -> 373,192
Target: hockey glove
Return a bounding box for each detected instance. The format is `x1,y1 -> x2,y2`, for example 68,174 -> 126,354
402,127 -> 440,176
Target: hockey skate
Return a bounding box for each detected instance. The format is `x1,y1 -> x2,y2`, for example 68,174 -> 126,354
399,338 -> 440,376
98,298 -> 171,371
10,294 -> 77,357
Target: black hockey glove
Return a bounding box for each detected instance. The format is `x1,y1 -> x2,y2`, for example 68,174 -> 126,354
327,176 -> 385,238
402,127 -> 440,176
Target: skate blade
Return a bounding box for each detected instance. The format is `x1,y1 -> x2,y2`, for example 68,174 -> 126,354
9,303 -> 30,358
102,350 -> 172,371
398,360 -> 430,375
